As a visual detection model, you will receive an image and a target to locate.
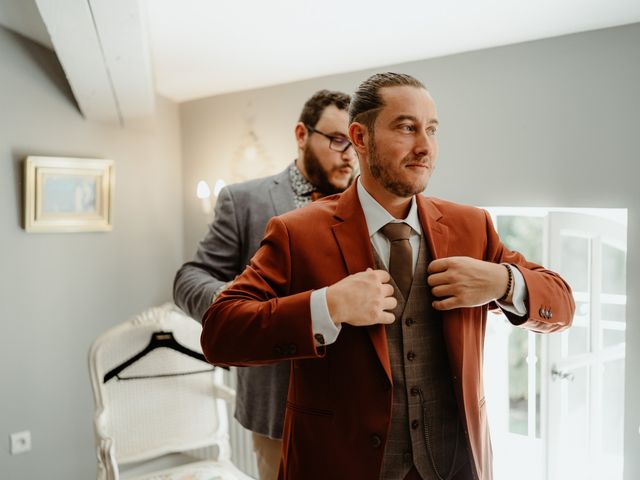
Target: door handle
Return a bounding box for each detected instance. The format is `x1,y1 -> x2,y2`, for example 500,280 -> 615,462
551,366 -> 575,382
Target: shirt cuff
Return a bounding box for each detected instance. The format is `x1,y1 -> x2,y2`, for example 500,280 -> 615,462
211,281 -> 232,303
310,287 -> 341,346
496,264 -> 528,316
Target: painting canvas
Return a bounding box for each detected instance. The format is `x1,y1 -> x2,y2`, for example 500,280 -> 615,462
24,156 -> 114,232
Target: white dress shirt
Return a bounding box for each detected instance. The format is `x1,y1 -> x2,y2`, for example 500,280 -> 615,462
310,178 -> 527,346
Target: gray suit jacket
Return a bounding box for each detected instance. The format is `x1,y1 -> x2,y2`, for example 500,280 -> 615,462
174,165 -> 296,438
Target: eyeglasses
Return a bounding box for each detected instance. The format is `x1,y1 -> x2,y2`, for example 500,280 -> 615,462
306,125 -> 353,153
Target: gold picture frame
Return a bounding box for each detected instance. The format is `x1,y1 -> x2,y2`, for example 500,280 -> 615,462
24,156 -> 114,232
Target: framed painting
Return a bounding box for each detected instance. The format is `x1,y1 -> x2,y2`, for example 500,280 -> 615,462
24,156 -> 114,232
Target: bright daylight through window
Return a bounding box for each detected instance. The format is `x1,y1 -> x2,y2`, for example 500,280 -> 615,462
481,207 -> 627,480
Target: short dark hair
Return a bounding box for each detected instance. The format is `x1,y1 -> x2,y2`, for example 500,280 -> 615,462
298,89 -> 351,128
349,72 -> 426,131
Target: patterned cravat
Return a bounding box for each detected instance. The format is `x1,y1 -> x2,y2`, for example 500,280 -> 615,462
380,222 -> 413,299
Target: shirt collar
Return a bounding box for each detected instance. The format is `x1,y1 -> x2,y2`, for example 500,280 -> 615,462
356,177 -> 422,237
288,161 -> 315,197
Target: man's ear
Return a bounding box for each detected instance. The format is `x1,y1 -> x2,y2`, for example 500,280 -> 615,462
349,122 -> 368,153
294,122 -> 308,149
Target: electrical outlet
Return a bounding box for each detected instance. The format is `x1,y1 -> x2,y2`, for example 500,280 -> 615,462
10,431 -> 31,455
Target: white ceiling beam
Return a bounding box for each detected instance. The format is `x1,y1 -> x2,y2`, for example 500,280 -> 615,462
35,0 -> 120,124
0,0 -> 52,48
89,0 -> 155,125
34,0 -> 155,126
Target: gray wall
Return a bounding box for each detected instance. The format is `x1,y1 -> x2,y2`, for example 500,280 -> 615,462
180,24 -> 640,480
0,28 -> 184,479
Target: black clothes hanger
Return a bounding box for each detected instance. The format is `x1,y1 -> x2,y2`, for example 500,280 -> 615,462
103,330 -> 212,383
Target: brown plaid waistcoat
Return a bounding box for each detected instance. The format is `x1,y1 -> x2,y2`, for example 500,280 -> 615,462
376,234 -> 470,480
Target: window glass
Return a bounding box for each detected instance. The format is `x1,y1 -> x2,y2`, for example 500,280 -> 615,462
560,235 -> 589,293
602,244 -> 626,295
497,216 -> 543,264
601,359 -> 625,479
498,215 -> 544,437
508,328 -> 528,435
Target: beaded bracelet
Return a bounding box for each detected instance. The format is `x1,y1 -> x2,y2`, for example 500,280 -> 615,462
499,264 -> 513,301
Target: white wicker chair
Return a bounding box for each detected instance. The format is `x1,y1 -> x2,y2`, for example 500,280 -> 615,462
89,303 -> 253,480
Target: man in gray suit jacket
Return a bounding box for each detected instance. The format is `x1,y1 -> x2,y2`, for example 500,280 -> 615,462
173,89 -> 356,480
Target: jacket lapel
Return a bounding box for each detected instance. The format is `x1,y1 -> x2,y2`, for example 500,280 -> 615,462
417,196 -> 463,378
417,195 -> 448,260
331,184 -> 392,382
331,185 -> 373,276
268,166 -> 296,216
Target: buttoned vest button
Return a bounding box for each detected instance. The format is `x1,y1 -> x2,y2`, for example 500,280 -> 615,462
410,386 -> 420,396
411,420 -> 419,429
405,317 -> 414,326
407,351 -> 416,361
403,451 -> 412,463
371,434 -> 382,448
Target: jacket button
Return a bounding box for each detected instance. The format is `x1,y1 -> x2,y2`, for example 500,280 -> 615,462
407,351 -> 416,361
288,343 -> 297,355
410,386 -> 420,396
370,434 -> 382,448
405,317 -> 414,326
273,346 -> 283,355
411,420 -> 420,430
539,307 -> 546,318
403,451 -> 412,463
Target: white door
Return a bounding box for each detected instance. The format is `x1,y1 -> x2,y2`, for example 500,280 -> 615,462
546,212 -> 627,480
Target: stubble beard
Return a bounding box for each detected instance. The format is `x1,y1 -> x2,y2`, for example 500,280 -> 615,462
367,136 -> 431,198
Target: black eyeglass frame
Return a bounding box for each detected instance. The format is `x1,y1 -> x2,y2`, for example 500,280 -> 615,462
305,124 -> 353,153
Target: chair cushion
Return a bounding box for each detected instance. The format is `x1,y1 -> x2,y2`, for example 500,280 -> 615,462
128,460 -> 250,480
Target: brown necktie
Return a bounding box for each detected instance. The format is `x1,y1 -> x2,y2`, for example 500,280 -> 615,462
380,222 -> 413,299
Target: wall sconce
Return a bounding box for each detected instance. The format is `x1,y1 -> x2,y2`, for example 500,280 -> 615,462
196,179 -> 226,215
196,180 -> 212,215
213,179 -> 226,197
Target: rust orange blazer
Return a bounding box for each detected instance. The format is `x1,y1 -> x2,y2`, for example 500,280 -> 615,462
202,183 -> 574,480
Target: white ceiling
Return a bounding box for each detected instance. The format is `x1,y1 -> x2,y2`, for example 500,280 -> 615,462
145,0 -> 640,102
1,0 -> 639,118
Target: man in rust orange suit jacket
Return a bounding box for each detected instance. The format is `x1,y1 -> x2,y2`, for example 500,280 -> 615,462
201,73 -> 574,480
